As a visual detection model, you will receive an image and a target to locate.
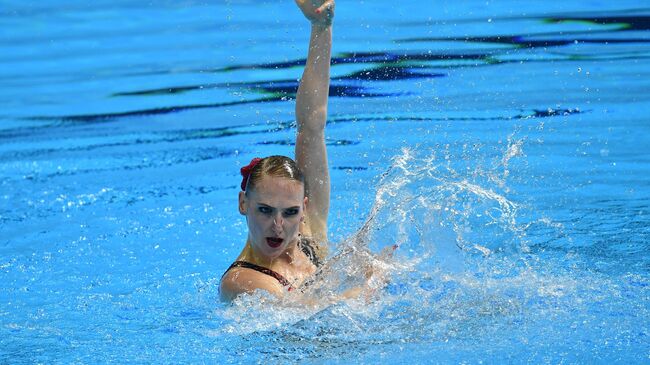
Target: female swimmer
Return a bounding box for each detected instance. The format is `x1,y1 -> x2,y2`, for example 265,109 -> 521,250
220,0 -> 335,301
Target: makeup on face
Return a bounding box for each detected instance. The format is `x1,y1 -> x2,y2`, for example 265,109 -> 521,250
266,237 -> 284,248
257,204 -> 302,247
245,177 -> 306,256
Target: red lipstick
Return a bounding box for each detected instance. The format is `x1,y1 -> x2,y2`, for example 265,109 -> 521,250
266,237 -> 284,248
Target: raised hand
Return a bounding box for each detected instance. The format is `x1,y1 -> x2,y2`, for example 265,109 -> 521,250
295,0 -> 335,26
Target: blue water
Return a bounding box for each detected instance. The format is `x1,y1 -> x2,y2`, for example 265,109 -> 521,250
1,1 -> 650,363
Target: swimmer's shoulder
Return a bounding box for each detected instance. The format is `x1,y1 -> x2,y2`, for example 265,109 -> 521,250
219,264 -> 284,302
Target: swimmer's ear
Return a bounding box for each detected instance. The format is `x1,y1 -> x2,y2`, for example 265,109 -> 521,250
238,191 -> 247,215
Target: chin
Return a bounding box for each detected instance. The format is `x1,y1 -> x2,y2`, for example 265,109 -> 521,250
256,243 -> 285,258
262,248 -> 286,260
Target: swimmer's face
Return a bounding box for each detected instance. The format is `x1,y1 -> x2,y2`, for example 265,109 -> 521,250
239,176 -> 306,258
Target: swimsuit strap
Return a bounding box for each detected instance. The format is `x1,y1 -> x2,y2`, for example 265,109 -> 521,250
222,240 -> 322,292
225,261 -> 293,289
299,237 -> 322,268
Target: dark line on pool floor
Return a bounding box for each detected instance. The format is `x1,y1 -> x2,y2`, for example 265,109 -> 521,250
111,66 -> 443,99
4,108 -> 584,162
398,36 -> 650,49
26,96 -> 280,123
256,139 -> 360,147
22,10 -> 642,123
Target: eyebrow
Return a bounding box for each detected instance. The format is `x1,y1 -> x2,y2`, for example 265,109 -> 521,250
257,203 -> 301,210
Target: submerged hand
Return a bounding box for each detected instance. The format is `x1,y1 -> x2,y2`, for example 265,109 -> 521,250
295,0 -> 335,26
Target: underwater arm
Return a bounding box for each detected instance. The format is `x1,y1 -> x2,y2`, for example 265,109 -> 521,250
294,0 -> 334,250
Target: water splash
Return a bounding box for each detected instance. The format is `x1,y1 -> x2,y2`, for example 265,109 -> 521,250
214,137 -> 546,333
350,142 -> 526,260
207,130 -> 650,364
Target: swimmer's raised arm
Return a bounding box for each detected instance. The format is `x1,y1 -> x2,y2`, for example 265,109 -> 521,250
294,0 -> 334,251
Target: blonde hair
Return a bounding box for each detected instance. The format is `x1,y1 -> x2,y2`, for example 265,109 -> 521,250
244,155 -> 305,195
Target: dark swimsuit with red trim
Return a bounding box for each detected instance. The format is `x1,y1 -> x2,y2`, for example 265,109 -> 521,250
222,238 -> 322,291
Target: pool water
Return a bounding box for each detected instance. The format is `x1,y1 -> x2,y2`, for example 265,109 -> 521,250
1,0 -> 649,363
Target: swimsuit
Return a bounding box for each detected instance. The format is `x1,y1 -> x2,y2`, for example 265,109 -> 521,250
222,238 -> 322,291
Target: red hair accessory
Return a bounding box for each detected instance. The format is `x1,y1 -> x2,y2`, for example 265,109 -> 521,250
240,157 -> 262,191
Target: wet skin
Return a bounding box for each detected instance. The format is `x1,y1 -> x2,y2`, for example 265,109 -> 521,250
239,176 -> 308,264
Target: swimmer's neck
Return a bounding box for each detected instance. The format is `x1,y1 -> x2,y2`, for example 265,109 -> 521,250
238,239 -> 300,268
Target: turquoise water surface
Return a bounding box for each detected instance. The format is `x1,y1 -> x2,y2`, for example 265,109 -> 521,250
1,1 -> 649,363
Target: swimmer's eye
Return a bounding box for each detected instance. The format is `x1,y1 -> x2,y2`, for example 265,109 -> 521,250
258,206 -> 272,214
283,209 -> 299,217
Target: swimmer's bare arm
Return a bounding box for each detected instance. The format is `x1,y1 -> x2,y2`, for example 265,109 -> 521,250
294,0 -> 334,248
219,268 -> 284,301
